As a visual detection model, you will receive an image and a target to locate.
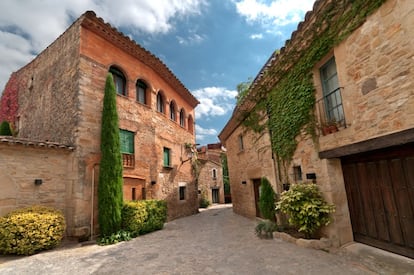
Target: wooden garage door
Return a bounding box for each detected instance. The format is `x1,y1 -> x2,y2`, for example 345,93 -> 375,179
341,143 -> 414,259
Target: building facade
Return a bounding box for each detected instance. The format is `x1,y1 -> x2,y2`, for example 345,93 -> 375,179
219,0 -> 414,259
0,11 -> 199,238
197,143 -> 225,205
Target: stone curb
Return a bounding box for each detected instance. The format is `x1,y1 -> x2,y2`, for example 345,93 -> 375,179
273,232 -> 332,250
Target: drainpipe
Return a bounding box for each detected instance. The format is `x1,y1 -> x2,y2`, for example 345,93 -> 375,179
91,163 -> 99,240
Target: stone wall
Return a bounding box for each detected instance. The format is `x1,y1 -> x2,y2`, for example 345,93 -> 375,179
223,127 -> 278,218
315,0 -> 414,152
198,160 -> 224,204
0,140 -> 76,235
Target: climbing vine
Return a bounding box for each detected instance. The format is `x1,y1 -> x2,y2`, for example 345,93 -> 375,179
241,0 -> 385,167
0,72 -> 20,128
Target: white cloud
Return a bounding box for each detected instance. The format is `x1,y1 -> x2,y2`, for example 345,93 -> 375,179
195,124 -> 218,142
0,0 -> 207,92
192,86 -> 237,119
234,0 -> 315,28
177,33 -> 205,45
250,33 -> 263,39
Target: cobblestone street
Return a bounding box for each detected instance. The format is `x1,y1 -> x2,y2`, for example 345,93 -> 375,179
0,204 -> 413,275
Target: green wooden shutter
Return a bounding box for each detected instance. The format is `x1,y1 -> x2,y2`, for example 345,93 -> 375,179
163,147 -> 170,166
120,130 -> 134,154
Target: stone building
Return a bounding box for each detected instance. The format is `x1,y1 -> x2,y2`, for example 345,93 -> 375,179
197,143 -> 225,205
219,0 -> 414,259
0,11 -> 199,238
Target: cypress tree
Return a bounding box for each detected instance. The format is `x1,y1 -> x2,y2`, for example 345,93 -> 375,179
259,177 -> 276,222
0,121 -> 13,136
98,73 -> 123,237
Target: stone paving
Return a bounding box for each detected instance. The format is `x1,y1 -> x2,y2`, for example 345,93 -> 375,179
0,204 -> 413,275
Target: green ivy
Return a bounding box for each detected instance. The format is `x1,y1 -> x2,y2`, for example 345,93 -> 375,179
241,0 -> 385,167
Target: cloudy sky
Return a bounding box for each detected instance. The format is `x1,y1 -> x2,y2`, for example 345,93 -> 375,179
0,0 -> 315,145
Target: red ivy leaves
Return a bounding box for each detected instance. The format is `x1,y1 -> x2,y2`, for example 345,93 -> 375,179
0,72 -> 19,125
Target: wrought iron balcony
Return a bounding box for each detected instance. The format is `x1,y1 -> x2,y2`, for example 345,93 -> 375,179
316,87 -> 346,135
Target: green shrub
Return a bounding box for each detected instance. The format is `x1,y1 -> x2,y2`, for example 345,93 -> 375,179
140,200 -> 167,234
199,197 -> 210,208
0,121 -> 12,136
97,230 -> 131,246
121,200 -> 167,237
0,206 -> 66,255
276,183 -> 335,238
255,220 -> 278,239
258,177 -> 277,221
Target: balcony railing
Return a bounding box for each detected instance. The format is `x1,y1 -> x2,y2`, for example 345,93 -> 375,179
316,87 -> 346,135
122,153 -> 135,168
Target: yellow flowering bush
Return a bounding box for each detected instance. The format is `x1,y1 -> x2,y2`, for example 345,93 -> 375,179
0,206 -> 66,255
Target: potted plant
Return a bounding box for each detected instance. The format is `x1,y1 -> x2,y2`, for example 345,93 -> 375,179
320,119 -> 338,135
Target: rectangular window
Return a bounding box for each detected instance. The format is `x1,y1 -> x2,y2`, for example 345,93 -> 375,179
179,186 -> 186,200
293,166 -> 302,182
212,169 -> 217,179
120,129 -> 134,154
238,134 -> 244,151
163,147 -> 171,167
320,57 -> 345,126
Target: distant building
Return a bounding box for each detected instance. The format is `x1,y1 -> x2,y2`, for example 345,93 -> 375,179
219,0 -> 414,259
197,143 -> 226,204
0,11 -> 199,238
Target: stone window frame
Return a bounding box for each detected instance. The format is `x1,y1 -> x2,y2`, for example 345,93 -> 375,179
109,66 -> 127,96
238,134 -> 244,152
212,168 -> 217,180
178,182 -> 187,201
319,57 -> 345,127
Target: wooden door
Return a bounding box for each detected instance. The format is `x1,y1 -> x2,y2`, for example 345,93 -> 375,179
342,143 -> 414,259
212,188 -> 219,203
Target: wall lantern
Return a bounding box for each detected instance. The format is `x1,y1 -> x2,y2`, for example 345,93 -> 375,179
151,180 -> 156,185
34,179 -> 43,185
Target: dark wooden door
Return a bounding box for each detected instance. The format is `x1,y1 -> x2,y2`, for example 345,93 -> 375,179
212,188 -> 219,203
253,179 -> 263,218
341,143 -> 414,259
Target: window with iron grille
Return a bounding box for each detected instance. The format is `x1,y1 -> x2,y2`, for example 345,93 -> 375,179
320,57 -> 345,126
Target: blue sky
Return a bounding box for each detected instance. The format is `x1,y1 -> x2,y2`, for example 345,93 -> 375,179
0,0 -> 315,145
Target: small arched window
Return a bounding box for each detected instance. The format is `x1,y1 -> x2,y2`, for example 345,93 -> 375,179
136,80 -> 147,104
179,108 -> 185,127
156,92 -> 165,113
212,168 -> 217,179
109,66 -> 126,96
188,115 -> 194,133
170,101 -> 176,121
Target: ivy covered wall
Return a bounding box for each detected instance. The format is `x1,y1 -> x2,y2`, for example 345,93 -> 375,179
241,0 -> 386,165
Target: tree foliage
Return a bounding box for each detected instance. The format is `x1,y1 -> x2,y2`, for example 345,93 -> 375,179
235,77 -> 252,105
98,73 -> 124,237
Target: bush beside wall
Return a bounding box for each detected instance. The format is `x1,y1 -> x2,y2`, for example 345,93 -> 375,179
0,206 -> 66,255
122,200 -> 167,237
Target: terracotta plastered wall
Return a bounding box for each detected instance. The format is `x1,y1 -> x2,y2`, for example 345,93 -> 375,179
78,27 -> 198,221
0,144 -> 76,235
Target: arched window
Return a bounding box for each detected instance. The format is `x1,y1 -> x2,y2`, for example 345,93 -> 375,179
156,92 -> 165,113
188,115 -> 194,133
136,80 -> 147,104
179,108 -> 185,127
170,101 -> 177,121
109,66 -> 126,96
